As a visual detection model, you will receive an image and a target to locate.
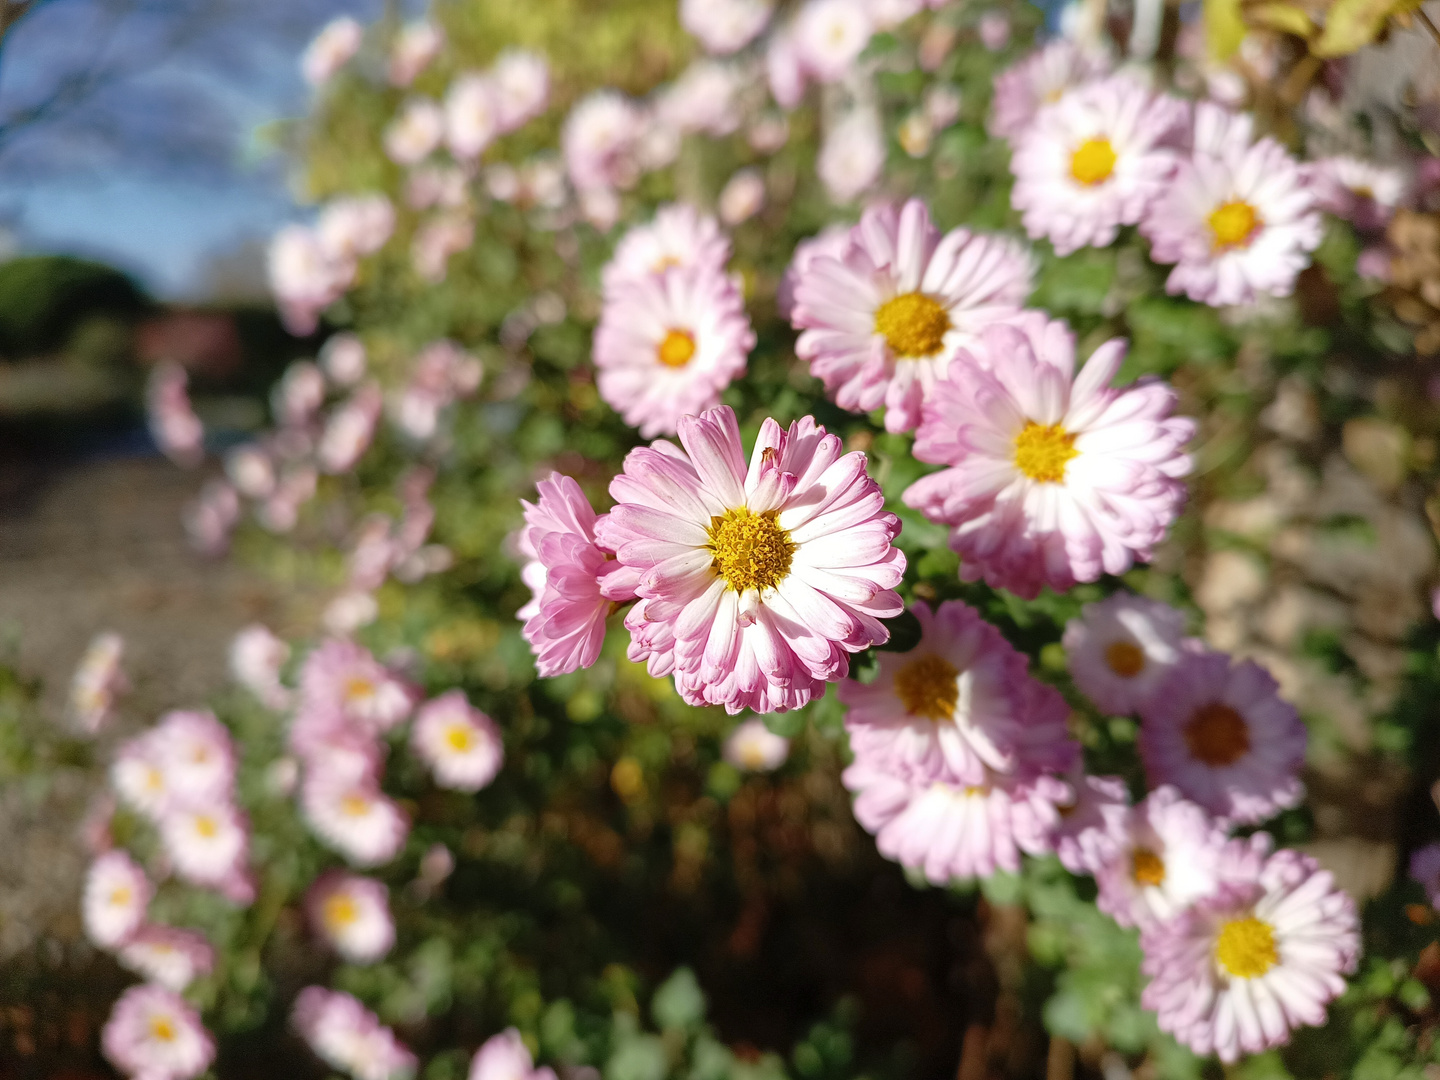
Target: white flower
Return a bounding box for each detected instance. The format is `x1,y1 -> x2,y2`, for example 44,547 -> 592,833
794,0 -> 873,83
681,0 -> 773,54
492,49 -> 550,132
1063,593 -> 1189,715
817,107 -> 885,203
445,74 -> 500,161
384,98 -> 445,166
230,624 -> 292,710
302,774 -> 409,868
307,871 -> 396,964
83,851 -> 151,949
117,925 -> 214,992
389,20 -> 444,87
722,718 -> 790,772
159,804 -> 251,896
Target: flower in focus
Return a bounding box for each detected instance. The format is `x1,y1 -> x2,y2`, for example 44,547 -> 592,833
816,107 -> 885,203
1141,847 -> 1360,1062
102,984 -> 215,1080
1141,102 -> 1322,307
1138,650 -> 1306,825
790,198 -> 1035,432
117,925 -> 215,992
293,986 -> 418,1080
492,49 -> 550,132
411,690 -> 504,792
722,717 -> 790,772
147,362 -> 205,468
904,316 -> 1193,598
594,265 -> 754,437
384,97 -> 446,166
230,623 -> 293,710
83,850 -> 151,949
1010,74 -> 1186,255
1051,770 -> 1130,874
69,630 -> 127,734
1093,785 -> 1226,927
303,17 -> 363,86
989,39 -> 1109,140
299,639 -> 417,735
1411,843 -> 1440,908
389,20 -> 443,87
1063,593 -> 1188,715
597,406 -> 905,714
777,224 -> 850,319
302,774 -> 410,868
307,871 -> 396,964
563,91 -> 644,194
445,74 -> 499,160
603,203 -> 732,295
681,0 -> 772,54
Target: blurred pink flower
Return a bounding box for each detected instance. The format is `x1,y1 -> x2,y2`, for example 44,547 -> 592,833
103,984 -> 215,1080
83,850 -> 151,949
147,362 -> 204,468
411,690 -> 504,792
293,987 -> 417,1080
68,630 -> 127,735
303,17 -> 363,86
117,925 -> 215,992
389,20 -> 444,87
307,870 -> 395,964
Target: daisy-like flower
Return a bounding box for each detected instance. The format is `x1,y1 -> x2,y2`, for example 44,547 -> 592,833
518,474 -> 634,677
293,987 -> 418,1080
1011,74 -> 1187,255
491,49 -> 550,132
268,224 -> 349,335
596,405 -> 905,714
816,107 -> 885,203
1138,650 -> 1306,825
791,199 -> 1035,433
659,61 -> 744,138
793,0 -> 873,83
777,224 -> 851,320
989,38 -> 1110,140
722,717 -> 790,772
230,623 -> 292,710
1141,102 -> 1322,307
299,639 -> 417,735
603,204 -> 731,295
317,196 -> 395,265
389,20 -> 443,87
445,74 -> 499,161
102,984 -> 215,1080
838,599 -> 1075,783
112,732 -> 173,822
159,804 -> 251,896
384,97 -> 445,166
562,91 -> 644,193
153,709 -> 236,805
117,925 -> 215,992
1304,154 -> 1407,231
410,690 -> 504,792
83,850 -> 151,949
904,316 -> 1194,599
681,0 -> 772,54
1051,769 -> 1130,875
1411,843 -> 1440,908
303,17 -> 363,87
594,265 -> 755,438
1093,785 -> 1226,927
302,774 -> 409,868
307,871 -> 395,964
1141,847 -> 1360,1063
470,1028 -> 559,1080
1063,593 -> 1188,715
319,384 -> 384,475
69,630 -> 127,734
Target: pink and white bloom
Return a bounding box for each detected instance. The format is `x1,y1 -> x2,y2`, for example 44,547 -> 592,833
307,871 -> 395,964
153,709 -> 236,805
777,224 -> 851,320
563,91 -> 644,193
384,97 -> 446,166
594,266 -> 754,438
273,360 -> 327,429
268,224 -> 349,334
299,639 -> 417,735
904,316 -> 1194,598
1051,770 -> 1130,874
1141,847 -> 1360,1063
148,362 -> 204,468
411,212 -> 474,283
681,0 -> 772,54
293,987 -> 418,1080
1094,785 -> 1226,927
1138,651 -> 1306,825
1305,154 -> 1407,231
816,107 -> 885,203
492,49 -> 550,132
112,731 -> 173,822
445,74 -> 500,161
319,383 -> 384,474
183,478 -> 240,556
793,0 -> 873,82
103,985 -> 215,1080
225,443 -> 275,499
1011,75 -> 1187,255
322,333 -> 368,387
1411,842 -> 1440,908
719,168 -> 766,225
83,850 -> 151,949
302,774 -> 409,868
989,39 -> 1109,140
318,196 -> 395,265
659,62 -> 744,137
303,17 -> 363,86
791,198 -> 1035,433
469,1030 -> 557,1080
389,20 -> 444,87
117,925 -> 215,992
1141,103 -> 1322,307
603,203 -> 731,295
159,803 -> 251,897
596,405 -> 905,714
230,623 -> 292,710
410,690 -> 504,792
69,630 -> 126,734
1063,593 -> 1188,714
722,717 -> 790,772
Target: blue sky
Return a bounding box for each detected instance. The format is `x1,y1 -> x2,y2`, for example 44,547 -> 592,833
0,0 -> 396,299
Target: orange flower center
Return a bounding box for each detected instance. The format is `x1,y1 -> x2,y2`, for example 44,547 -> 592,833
1105,640 -> 1146,678
1131,847 -> 1166,887
657,329 -> 697,368
893,654 -> 961,721
1184,702 -> 1250,766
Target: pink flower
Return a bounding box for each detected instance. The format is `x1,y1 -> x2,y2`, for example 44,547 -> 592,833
904,316 -> 1193,598
1304,154 -> 1407,231
322,334 -> 368,387
153,709 -> 236,805
793,0 -> 872,83
411,212 -> 475,283
319,383 -> 384,474
492,49 -> 550,132
563,91 -> 644,193
1138,651 -> 1306,825
989,39 -> 1109,140
1051,770 -> 1130,874
183,479 -> 240,556
302,773 -> 409,868
389,20 -> 443,87
307,871 -> 395,963
299,639 -> 417,735
659,62 -> 744,137
816,107 -> 885,203
1141,102 -> 1322,307
410,690 -> 504,792
595,265 -> 754,438
268,224 -> 350,334
1141,847 -> 1359,1063
318,196 -> 395,268
273,360 -> 327,429
384,97 -> 445,166
470,1028 -> 558,1080
719,168 -> 766,225
69,630 -> 127,734
597,405 -> 905,714
117,925 -> 215,992
303,17 -> 363,87
225,443 -> 275,499
230,623 -> 292,710
1011,74 -> 1187,255
102,984 -> 215,1080
83,850 -> 151,949
112,731 -> 174,822
293,987 -> 418,1080
159,803 -> 251,898
147,362 -> 204,468
722,717 -> 790,772
445,73 -> 499,160
603,203 -> 732,296
1411,842 -> 1440,908
1063,593 -> 1188,715
791,198 -> 1035,433
777,224 -> 850,320
681,0 -> 772,54
1093,785 -> 1226,927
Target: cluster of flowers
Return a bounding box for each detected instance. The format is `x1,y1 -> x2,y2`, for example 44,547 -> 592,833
270,195 -> 396,334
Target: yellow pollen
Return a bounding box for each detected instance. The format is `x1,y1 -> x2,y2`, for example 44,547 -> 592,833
194,815 -> 218,839
657,329 -> 696,368
873,292 -> 951,359
149,1016 -> 177,1043
445,723 -> 475,752
110,886 -> 132,907
1014,421 -> 1079,483
707,508 -> 795,593
341,794 -> 371,817
740,743 -> 768,770
324,893 -> 360,928
652,254 -> 682,273
1215,916 -> 1278,979
893,654 -> 961,721
1131,847 -> 1166,887
144,767 -> 164,792
1105,640 -> 1146,678
344,676 -> 376,703
1184,702 -> 1250,767
1070,137 -> 1117,186
1208,200 -> 1262,251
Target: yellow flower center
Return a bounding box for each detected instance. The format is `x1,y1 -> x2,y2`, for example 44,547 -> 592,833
740,742 -> 769,770
110,886 -> 132,907
707,508 -> 795,593
893,654 -> 961,721
324,893 -> 360,928
344,676 -> 376,703
652,255 -> 682,273
149,1016 -> 177,1043
1013,421 -> 1079,483
1105,640 -> 1146,678
144,766 -> 164,793
1208,200 -> 1262,251
194,815 -> 218,839
1184,702 -> 1250,766
1215,916 -> 1278,979
873,292 -> 952,359
341,793 -> 371,817
445,723 -> 475,752
657,329 -> 697,368
1131,847 -> 1166,887
1070,137 -> 1117,186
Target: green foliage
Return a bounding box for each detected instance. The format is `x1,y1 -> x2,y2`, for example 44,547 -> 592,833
0,255 -> 151,358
